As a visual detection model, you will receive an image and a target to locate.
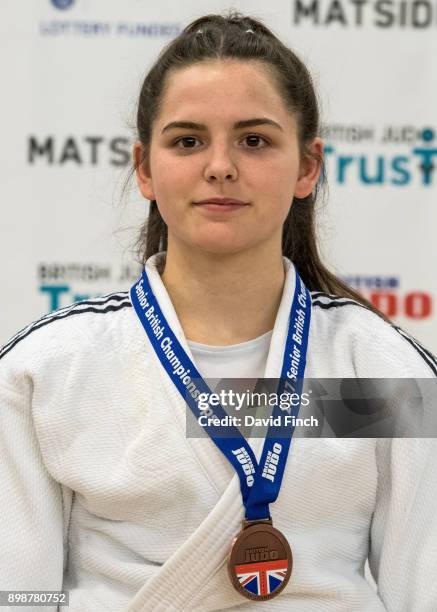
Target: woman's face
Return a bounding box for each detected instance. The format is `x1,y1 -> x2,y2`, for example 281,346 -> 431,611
135,59 -> 322,256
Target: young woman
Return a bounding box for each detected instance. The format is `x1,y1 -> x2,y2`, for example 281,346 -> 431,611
1,11 -> 436,612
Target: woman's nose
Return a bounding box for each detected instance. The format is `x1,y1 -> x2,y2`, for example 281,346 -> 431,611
203,144 -> 238,182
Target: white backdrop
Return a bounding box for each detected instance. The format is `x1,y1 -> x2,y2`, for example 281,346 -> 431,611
1,0 -> 436,350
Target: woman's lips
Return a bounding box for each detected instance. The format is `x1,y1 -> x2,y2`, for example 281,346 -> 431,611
194,202 -> 248,212
193,198 -> 249,212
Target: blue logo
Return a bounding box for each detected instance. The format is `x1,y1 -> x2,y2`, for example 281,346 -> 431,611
51,0 -> 75,9
324,127 -> 437,187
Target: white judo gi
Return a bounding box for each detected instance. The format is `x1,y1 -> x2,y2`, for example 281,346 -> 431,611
1,253 -> 437,612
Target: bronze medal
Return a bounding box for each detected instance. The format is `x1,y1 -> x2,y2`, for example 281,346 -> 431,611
228,519 -> 292,601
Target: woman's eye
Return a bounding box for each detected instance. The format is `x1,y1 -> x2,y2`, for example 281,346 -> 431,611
244,134 -> 269,148
172,134 -> 270,149
174,136 -> 199,149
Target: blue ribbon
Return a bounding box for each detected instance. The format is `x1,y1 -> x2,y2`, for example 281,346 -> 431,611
130,262 -> 311,521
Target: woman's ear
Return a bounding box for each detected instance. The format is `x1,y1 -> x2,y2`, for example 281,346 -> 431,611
133,141 -> 155,201
294,137 -> 323,199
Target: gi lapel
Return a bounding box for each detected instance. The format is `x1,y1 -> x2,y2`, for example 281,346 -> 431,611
125,255 -> 297,611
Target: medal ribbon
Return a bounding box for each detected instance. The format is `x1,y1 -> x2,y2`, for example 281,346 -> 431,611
130,262 -> 311,521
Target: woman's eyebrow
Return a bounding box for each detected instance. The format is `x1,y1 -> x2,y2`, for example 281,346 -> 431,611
161,118 -> 283,134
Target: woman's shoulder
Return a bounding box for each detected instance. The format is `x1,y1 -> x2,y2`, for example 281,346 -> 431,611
309,291 -> 437,377
0,291 -> 134,369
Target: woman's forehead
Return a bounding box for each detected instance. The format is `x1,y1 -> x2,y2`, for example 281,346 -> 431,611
162,59 -> 278,96
156,60 -> 293,129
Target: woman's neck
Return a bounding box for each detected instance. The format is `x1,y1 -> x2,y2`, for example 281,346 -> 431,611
160,240 -> 286,346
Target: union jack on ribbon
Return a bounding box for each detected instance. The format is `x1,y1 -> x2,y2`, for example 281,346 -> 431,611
235,559 -> 288,597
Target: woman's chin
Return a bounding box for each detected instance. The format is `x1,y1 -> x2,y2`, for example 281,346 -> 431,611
187,237 -> 254,256
174,227 -> 250,254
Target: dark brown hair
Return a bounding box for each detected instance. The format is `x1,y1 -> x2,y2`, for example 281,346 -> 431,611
131,10 -> 389,321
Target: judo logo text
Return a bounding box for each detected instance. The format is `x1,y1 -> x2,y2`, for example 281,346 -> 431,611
232,447 -> 256,487
261,443 -> 282,483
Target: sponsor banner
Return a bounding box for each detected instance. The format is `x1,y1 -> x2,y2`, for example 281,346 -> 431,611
323,125 -> 436,187
40,0 -> 181,39
37,262 -> 142,311
343,275 -> 433,321
1,0 -> 436,353
292,0 -> 437,29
